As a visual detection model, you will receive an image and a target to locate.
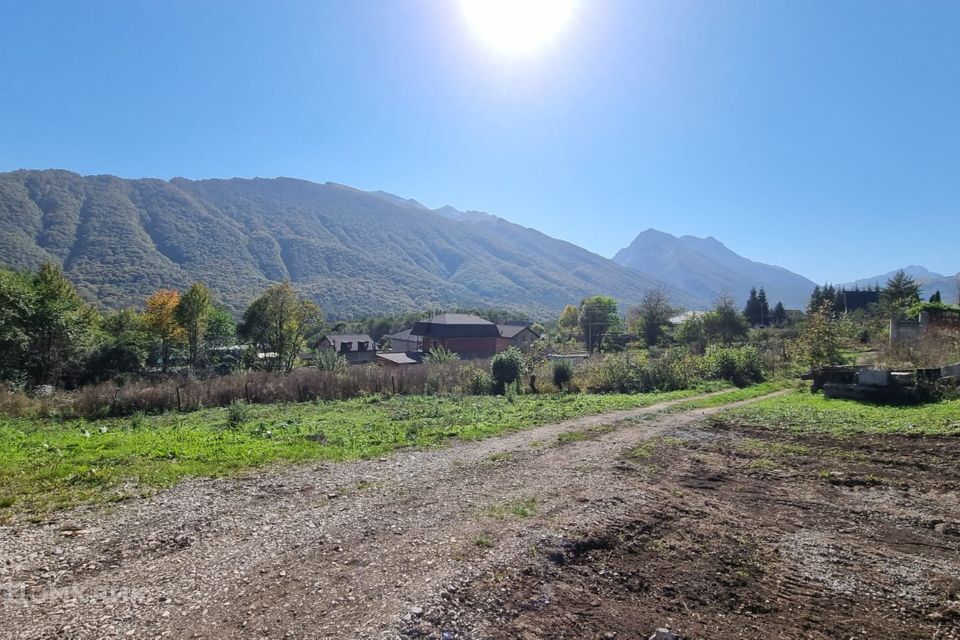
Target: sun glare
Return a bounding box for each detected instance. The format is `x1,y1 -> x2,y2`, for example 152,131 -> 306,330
459,0 -> 577,54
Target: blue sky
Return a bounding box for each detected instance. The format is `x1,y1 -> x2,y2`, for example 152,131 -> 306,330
1,0 -> 957,283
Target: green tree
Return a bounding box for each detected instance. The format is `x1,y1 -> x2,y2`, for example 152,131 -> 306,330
85,308 -> 150,380
175,282 -> 214,370
743,287 -> 761,326
25,263 -> 99,385
770,301 -> 787,327
882,270 -> 921,315
238,282 -> 323,372
675,314 -> 706,354
797,301 -> 842,369
757,287 -> 770,325
702,294 -> 749,345
929,290 -> 942,303
0,269 -> 36,382
627,289 -> 678,346
206,306 -> 237,348
579,295 -> 619,354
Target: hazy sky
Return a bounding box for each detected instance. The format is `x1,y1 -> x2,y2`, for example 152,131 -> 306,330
1,0 -> 957,283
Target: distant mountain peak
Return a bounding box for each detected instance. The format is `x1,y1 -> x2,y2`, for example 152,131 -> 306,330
613,228 -> 815,309
843,266 -> 958,300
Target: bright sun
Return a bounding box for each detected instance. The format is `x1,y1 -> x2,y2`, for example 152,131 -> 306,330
459,0 -> 577,54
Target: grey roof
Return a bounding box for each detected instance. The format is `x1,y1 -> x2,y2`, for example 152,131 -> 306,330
419,313 -> 495,326
383,328 -> 416,341
411,314 -> 500,338
376,351 -> 425,365
320,334 -> 375,352
497,324 -> 538,339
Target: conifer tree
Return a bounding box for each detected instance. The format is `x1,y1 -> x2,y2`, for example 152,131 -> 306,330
757,287 -> 770,325
771,301 -> 787,327
743,287 -> 760,326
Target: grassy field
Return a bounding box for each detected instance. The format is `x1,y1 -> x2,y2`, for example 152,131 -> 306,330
713,390 -> 960,436
662,379 -> 798,412
0,383 -> 731,517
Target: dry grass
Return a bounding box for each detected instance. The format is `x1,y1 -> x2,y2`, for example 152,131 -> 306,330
3,361 -> 498,418
873,328 -> 960,369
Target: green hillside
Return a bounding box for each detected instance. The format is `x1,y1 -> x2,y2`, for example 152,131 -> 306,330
0,170 -> 686,318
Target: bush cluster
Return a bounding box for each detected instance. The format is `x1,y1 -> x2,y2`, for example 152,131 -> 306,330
551,359 -> 573,390
580,349 -> 700,394
491,347 -> 524,394
700,345 -> 766,387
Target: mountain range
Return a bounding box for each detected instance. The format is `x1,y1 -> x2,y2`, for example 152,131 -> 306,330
0,169 -> 950,318
0,170 -> 685,318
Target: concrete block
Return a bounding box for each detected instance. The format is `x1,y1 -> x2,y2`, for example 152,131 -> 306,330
942,363 -> 960,378
857,369 -> 889,387
890,372 -> 915,386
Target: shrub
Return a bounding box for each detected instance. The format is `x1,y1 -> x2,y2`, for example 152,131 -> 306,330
226,399 -> 250,428
465,367 -> 494,395
581,353 -> 641,393
701,345 -> 765,387
0,387 -> 40,417
314,349 -> 348,373
424,345 -> 460,363
491,347 -> 524,394
637,348 -> 695,391
551,359 -> 573,391
504,380 -> 519,403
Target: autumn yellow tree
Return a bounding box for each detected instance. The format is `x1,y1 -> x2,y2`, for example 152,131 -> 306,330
144,289 -> 185,372
558,304 -> 579,334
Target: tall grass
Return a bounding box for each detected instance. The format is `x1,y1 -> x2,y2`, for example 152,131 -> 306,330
0,345 -> 777,419
2,361 -> 493,418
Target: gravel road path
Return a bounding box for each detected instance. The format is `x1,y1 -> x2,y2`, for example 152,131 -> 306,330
0,390 -> 786,640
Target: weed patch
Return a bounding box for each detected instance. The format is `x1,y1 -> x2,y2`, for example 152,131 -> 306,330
628,435 -> 685,460
713,391 -> 960,436
481,498 -> 539,520
555,425 -> 613,446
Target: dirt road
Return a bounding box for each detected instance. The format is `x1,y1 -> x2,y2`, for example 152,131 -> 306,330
1,390 -> 958,640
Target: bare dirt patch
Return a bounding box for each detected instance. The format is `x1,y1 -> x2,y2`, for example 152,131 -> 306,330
407,424 -> 960,639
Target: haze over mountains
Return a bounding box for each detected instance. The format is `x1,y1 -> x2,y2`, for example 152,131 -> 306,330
842,266 -> 960,303
612,228 -> 817,310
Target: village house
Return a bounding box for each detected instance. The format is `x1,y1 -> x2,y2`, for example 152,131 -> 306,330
840,289 -> 881,313
411,313 -> 501,358
496,323 -> 540,351
317,333 -> 377,364
380,328 -> 422,353
409,313 -> 540,359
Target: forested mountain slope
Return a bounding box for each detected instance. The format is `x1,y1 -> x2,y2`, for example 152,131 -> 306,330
0,170 -> 685,318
